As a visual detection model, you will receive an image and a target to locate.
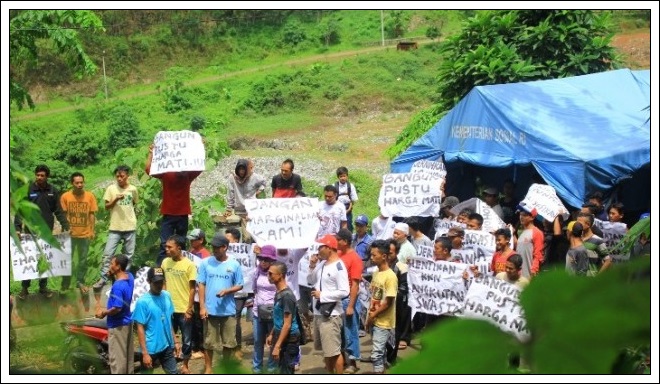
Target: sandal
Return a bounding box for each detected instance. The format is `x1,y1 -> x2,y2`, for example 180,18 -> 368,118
398,341 -> 408,350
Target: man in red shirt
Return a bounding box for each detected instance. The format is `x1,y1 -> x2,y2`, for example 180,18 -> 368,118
336,228 -> 364,373
146,144 -> 202,266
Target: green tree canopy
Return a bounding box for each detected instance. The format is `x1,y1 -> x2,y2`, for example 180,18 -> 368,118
9,10 -> 104,110
388,10 -> 620,158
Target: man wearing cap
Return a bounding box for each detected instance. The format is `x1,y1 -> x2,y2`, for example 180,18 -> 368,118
187,228 -> 210,360
447,226 -> 466,261
336,229 -> 364,373
392,222 -> 416,264
307,234 -> 350,374
439,196 -> 460,219
516,206 -> 544,279
251,245 -> 278,373
352,214 -> 373,261
482,186 -> 504,220
132,267 -> 179,374
198,233 -> 244,373
161,235 -> 197,373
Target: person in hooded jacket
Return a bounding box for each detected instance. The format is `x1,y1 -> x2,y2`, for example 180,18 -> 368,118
224,159 -> 267,243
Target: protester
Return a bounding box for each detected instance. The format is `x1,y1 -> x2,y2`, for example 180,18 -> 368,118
307,234 -> 349,374
336,228 -> 364,373
482,186 -> 505,220
366,240 -> 397,374
224,227 -> 252,350
198,233 -> 244,373
132,267 -> 179,374
495,254 -> 530,289
252,245 -> 278,374
490,228 -> 517,275
564,221 -> 590,276
386,239 -> 410,362
371,211 -> 396,240
266,261 -> 302,374
15,164 -> 70,299
516,205 -> 544,279
317,185 -> 347,237
60,172 -> 98,295
146,143 -> 202,266
161,235 -> 197,374
465,213 -> 484,231
335,166 -> 358,232
187,228 -> 210,360
225,159 -> 267,242
271,158 -> 304,198
352,214 -> 373,262
392,222 -> 415,264
94,165 -> 138,291
95,254 -> 135,374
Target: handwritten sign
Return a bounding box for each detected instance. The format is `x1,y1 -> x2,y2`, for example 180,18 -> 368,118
150,130 -> 205,175
358,278 -> 371,326
599,221 -> 629,262
410,159 -> 447,181
434,219 -> 463,238
10,234 -> 71,281
378,173 -> 441,217
416,244 -> 435,260
227,243 -> 256,294
462,274 -> 530,341
451,249 -> 491,276
407,256 -> 466,318
245,198 -> 320,248
475,199 -> 506,232
520,184 -> 569,221
130,266 -> 151,312
462,229 -> 496,253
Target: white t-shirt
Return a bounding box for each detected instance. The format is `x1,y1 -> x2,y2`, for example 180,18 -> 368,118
318,201 -> 347,237
372,216 -> 396,240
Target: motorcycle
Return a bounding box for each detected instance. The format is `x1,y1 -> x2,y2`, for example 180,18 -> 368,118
60,317 -> 143,374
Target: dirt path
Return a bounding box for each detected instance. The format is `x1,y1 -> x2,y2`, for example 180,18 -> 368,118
13,39 -> 435,122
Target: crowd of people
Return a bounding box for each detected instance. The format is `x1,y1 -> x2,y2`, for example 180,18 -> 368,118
13,148 -> 650,374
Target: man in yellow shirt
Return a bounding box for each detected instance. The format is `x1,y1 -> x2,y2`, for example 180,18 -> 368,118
161,235 -> 197,374
60,172 -> 97,295
366,240 -> 397,374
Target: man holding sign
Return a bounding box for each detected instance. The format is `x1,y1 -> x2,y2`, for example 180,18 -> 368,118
146,133 -> 203,266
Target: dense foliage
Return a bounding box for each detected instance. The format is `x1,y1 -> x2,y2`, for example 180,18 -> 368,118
388,10 -> 621,158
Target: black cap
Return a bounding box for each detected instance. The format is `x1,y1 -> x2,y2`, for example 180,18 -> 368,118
147,267 -> 165,282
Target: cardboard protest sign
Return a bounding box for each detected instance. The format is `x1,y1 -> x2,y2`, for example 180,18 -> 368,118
10,234 -> 71,280
462,274 -> 530,342
245,197 -> 320,249
407,257 -> 467,318
520,183 -> 569,221
598,221 -> 629,262
410,159 -> 447,180
150,130 -> 206,175
378,173 -> 441,217
130,266 -> 151,312
358,278 -> 371,326
475,199 -> 507,232
228,243 -> 256,294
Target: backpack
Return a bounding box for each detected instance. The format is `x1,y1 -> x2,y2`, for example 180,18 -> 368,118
335,181 -> 353,207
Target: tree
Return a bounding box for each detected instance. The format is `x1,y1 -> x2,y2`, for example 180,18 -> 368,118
9,10 -> 104,110
107,105 -> 142,153
388,10 -> 620,158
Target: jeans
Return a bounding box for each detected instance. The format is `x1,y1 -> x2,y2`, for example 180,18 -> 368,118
144,346 -> 178,374
100,231 -> 135,280
252,317 -> 276,373
192,302 -> 204,351
346,210 -> 354,232
61,237 -> 90,290
157,215 -> 188,266
278,342 -> 300,374
371,326 -> 394,373
341,297 -> 361,361
172,312 -> 192,360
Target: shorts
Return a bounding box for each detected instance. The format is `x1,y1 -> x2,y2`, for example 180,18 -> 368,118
313,315 -> 342,358
204,315 -> 237,350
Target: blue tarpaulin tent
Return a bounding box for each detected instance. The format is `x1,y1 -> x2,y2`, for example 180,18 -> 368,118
391,69 -> 650,213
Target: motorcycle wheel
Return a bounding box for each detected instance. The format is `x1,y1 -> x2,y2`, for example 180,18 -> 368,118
62,342 -> 107,374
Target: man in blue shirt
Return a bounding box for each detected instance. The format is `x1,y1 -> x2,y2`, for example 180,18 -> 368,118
95,254 -> 135,374
266,261 -> 301,374
198,233 -> 244,374
352,214 -> 373,263
132,267 -> 179,374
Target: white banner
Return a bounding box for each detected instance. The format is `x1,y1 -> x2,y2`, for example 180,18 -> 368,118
10,234 -> 72,280
475,199 -> 507,232
599,221 -> 629,262
245,198 -> 320,248
130,266 -> 151,312
416,244 -> 435,260
227,243 -> 256,294
407,257 -> 466,318
434,219 -> 463,239
462,229 -> 496,253
150,130 -> 206,175
410,159 -> 447,181
450,249 -> 492,276
462,274 -> 530,342
520,183 -> 569,221
378,173 -> 441,217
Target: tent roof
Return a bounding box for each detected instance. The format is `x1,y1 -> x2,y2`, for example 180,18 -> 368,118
391,69 -> 650,208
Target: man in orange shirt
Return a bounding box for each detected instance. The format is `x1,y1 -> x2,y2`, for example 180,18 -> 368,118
60,172 -> 98,294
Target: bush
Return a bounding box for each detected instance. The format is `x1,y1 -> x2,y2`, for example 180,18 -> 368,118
282,20 -> 307,46
190,115 -> 206,131
107,105 -> 142,154
52,126 -> 105,167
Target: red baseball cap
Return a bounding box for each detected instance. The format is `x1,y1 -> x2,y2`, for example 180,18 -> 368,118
316,234 -> 338,250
